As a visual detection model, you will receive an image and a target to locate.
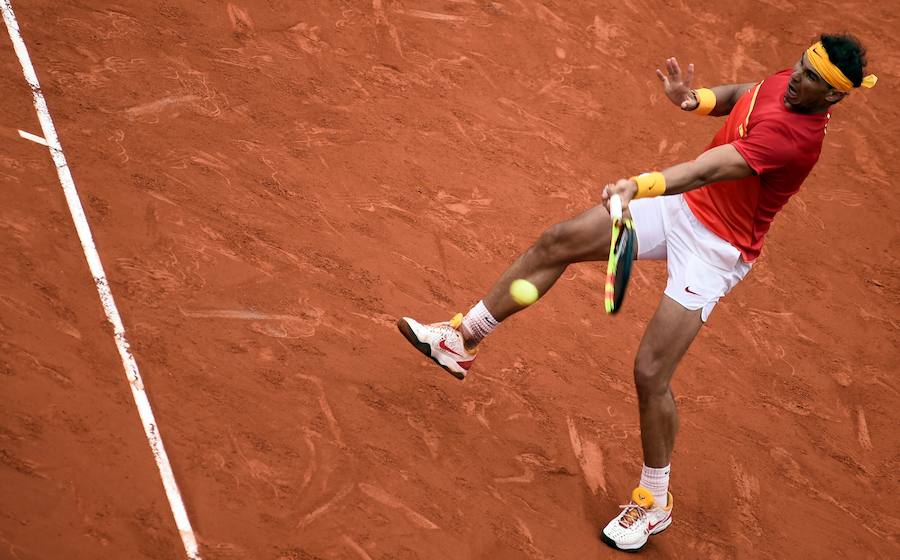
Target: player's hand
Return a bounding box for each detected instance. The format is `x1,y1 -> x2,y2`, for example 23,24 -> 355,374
602,178 -> 638,212
656,57 -> 698,111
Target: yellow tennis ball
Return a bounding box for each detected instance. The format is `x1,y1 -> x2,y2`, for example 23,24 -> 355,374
510,279 -> 539,306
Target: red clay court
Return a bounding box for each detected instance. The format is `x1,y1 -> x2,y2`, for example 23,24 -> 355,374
2,1 -> 898,559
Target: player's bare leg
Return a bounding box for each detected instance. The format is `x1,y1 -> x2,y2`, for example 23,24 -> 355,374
634,295 -> 703,466
600,295 -> 702,551
460,203 -> 618,346
397,202 -> 620,378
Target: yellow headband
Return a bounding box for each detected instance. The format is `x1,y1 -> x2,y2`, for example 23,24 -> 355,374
806,41 -> 877,92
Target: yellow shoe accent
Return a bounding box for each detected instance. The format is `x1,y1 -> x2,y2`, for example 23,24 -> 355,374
631,486 -> 655,509
449,312 -> 479,355
449,313 -> 463,329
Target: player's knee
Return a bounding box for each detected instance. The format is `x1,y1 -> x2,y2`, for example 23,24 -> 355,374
633,354 -> 668,397
534,222 -> 577,264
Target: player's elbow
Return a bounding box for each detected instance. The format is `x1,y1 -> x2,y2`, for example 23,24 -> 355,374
694,165 -> 714,185
692,158 -> 748,186
691,145 -> 751,187
692,161 -> 718,187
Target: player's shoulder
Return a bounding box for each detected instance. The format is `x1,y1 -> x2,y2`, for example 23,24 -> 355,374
756,69 -> 792,96
745,118 -> 800,154
771,68 -> 793,79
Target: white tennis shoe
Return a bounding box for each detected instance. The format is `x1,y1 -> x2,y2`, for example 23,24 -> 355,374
601,486 -> 674,552
397,313 -> 477,380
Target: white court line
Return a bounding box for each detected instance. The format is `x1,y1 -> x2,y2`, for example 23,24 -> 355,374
1,2 -> 202,558
18,128 -> 47,145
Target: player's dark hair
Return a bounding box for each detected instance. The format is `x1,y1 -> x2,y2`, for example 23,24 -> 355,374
820,33 -> 867,87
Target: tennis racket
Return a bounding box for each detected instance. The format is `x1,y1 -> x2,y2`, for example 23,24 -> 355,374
604,194 -> 636,314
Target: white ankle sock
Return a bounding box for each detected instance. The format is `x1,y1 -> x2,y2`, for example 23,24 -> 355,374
639,464 -> 670,509
462,300 -> 499,346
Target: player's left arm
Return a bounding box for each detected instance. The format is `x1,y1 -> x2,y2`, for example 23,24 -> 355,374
602,144 -> 753,206
655,144 -> 754,194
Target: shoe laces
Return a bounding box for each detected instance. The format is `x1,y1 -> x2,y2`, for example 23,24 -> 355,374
617,502 -> 647,528
435,314 -> 462,337
440,314 -> 476,355
438,322 -> 461,339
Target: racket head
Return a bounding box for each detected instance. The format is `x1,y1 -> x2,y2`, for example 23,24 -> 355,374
604,217 -> 636,314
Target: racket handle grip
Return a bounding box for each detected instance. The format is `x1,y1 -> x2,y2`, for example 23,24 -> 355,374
609,194 -> 623,221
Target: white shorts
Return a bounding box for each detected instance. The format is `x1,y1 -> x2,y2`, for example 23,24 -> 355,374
629,194 -> 752,322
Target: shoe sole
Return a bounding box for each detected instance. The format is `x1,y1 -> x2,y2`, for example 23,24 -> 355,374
396,318 -> 466,380
599,518 -> 671,553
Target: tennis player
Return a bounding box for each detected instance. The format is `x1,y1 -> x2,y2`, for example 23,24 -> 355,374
397,34 -> 875,552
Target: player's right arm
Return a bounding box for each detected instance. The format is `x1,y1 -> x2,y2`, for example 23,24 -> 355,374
657,57 -> 755,116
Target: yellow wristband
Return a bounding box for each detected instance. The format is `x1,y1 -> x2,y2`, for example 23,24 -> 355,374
692,88 -> 716,115
630,172 -> 667,199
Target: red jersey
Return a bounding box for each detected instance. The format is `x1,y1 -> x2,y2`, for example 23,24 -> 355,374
684,69 -> 829,262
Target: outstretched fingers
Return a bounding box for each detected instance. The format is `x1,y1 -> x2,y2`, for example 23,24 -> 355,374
667,57 -> 677,80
